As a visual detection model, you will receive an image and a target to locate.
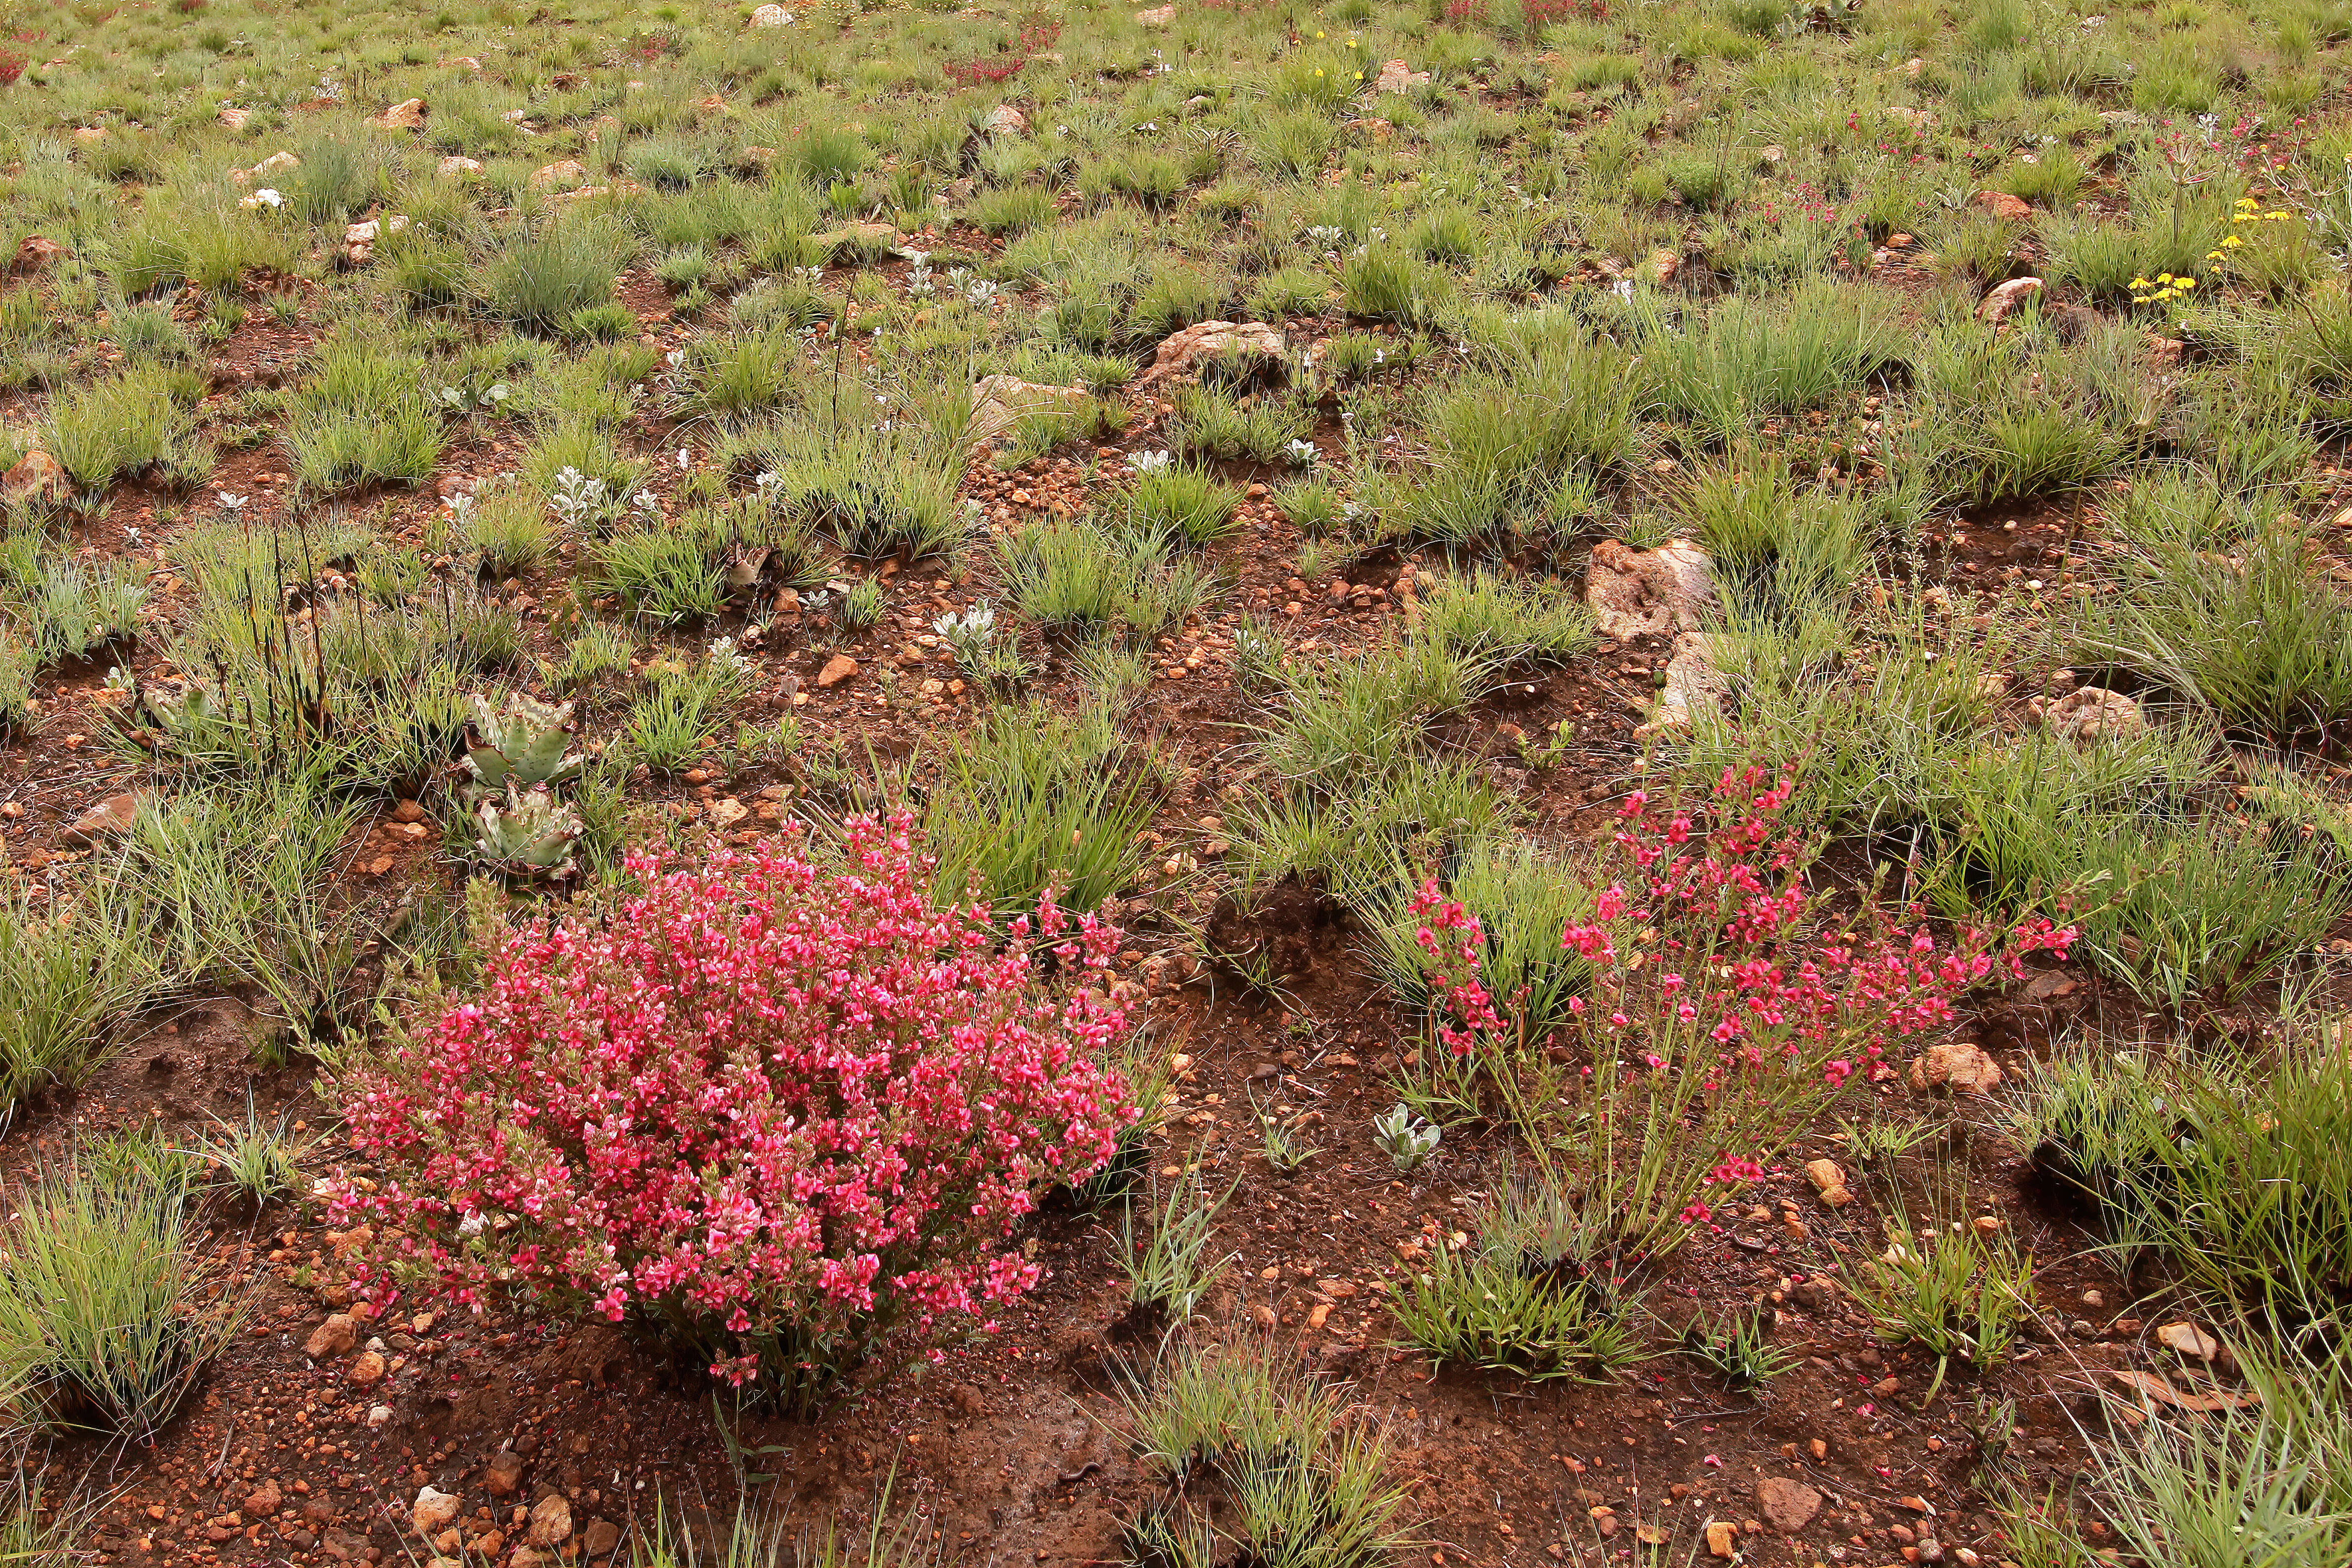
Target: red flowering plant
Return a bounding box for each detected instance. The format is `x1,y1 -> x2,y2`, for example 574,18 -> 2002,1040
1409,766 -> 2071,1262
329,814 -> 1136,1410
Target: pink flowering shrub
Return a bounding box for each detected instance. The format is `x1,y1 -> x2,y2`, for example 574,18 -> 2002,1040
1411,767 -> 2072,1252
332,815 -> 1135,1406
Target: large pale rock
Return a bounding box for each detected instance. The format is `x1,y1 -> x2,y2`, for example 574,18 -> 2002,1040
750,2 -> 793,23
982,104 -> 1027,136
1135,4 -> 1175,25
1135,319 -> 1285,390
1639,633 -> 1724,735
10,236 -> 68,275
1805,1157 -> 1853,1207
411,1488 -> 462,1537
1755,1476 -> 1822,1533
438,155 -> 484,177
1974,189 -> 2032,223
1911,1040 -> 2002,1096
1979,276 -> 2043,324
1373,59 -> 1429,93
2157,1321 -> 2220,1361
367,98 -> 426,131
2032,686 -> 2143,744
527,159 -> 588,191
304,1313 -> 360,1359
527,1494 -> 572,1548
969,375 -> 1091,445
1,446 -> 68,508
1585,538 -> 1714,640
64,792 -> 146,847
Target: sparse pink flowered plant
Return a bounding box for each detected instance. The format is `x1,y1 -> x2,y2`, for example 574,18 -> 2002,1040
1409,766 -> 2073,1244
329,814 -> 1135,1407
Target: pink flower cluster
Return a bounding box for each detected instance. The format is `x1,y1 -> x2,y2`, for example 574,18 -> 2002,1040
331,814 -> 1135,1394
1410,767 -> 2074,1223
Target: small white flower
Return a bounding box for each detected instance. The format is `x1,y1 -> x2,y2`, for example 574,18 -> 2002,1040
1127,449 -> 1173,475
1282,438 -> 1318,467
216,491 -> 247,510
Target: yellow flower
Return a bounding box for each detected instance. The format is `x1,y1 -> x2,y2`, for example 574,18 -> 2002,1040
2175,276 -> 2195,289
2221,234 -> 2244,247
1315,28 -> 1325,36
2130,276 -> 2152,289
2265,210 -> 2291,220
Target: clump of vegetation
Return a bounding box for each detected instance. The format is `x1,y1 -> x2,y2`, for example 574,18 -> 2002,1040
7,0 -> 2352,1552
331,818 -> 1136,1410
0,1137 -> 248,1438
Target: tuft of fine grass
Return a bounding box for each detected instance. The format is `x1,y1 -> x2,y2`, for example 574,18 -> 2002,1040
0,1136 -> 249,1437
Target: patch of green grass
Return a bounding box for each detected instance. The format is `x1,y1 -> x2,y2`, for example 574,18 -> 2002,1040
480,218 -> 629,333
1114,1166 -> 1234,1324
2080,528 -> 2352,742
623,650 -> 747,773
926,701 -> 1159,917
1340,243 -> 1456,325
754,415 -> 969,561
0,1135 -> 249,1437
0,883 -> 157,1117
2025,1027 -> 2352,1322
1118,1341 -> 1409,1567
1388,1225 -> 1648,1382
1647,278 -> 1901,446
1847,1187 -> 2035,1406
1125,462 -> 1243,549
1167,384 -> 1311,464
283,337 -> 443,492
1366,837 -> 1598,1037
45,367 -> 201,497
1001,517 -> 1210,641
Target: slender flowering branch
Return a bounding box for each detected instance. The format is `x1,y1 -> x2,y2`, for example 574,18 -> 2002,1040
1408,766 -> 2073,1245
